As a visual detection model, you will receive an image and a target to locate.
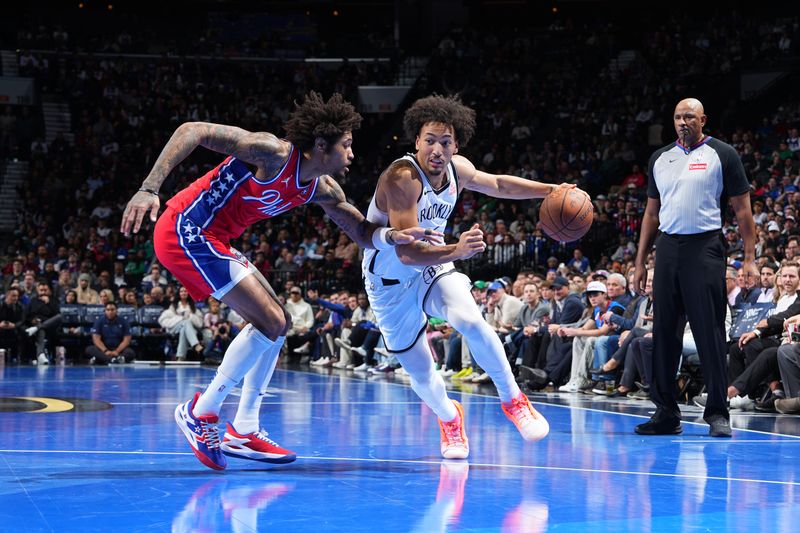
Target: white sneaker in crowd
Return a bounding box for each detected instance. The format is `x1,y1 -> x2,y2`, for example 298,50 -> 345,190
37,353 -> 49,366
293,342 -> 311,355
353,363 -> 369,373
558,381 -> 580,393
471,372 -> 492,383
729,395 -> 755,411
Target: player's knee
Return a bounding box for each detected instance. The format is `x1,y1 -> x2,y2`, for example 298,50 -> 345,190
249,308 -> 288,339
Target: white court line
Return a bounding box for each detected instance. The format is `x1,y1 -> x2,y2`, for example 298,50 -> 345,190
1,449 -> 797,488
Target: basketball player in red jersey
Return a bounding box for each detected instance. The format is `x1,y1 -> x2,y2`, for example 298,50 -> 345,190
121,92 -> 440,470
363,95 -> 584,458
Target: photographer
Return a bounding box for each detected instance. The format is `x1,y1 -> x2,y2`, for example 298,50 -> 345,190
203,322 -> 232,365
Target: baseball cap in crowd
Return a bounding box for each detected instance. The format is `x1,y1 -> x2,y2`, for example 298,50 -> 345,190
596,194 -> 607,201
592,270 -> 610,280
787,216 -> 796,222
487,280 -> 507,292
78,273 -> 91,282
289,288 -> 302,295
551,276 -> 570,289
767,221 -> 781,232
586,281 -> 607,294
473,280 -> 489,290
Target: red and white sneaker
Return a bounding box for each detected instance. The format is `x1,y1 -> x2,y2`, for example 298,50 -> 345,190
221,422 -> 297,464
502,392 -> 549,442
438,400 -> 469,459
174,392 -> 227,470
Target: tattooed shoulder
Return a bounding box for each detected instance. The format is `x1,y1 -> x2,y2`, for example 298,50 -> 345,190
312,175 -> 346,205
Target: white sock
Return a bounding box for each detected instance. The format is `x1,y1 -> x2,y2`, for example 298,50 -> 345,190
395,335 -> 458,421
233,336 -> 285,434
425,274 -> 520,402
193,324 -> 275,417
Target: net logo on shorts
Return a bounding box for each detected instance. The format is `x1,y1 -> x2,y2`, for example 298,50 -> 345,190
423,264 -> 443,285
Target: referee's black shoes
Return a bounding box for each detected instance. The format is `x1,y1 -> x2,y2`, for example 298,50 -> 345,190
634,417 -> 683,435
706,415 -> 732,438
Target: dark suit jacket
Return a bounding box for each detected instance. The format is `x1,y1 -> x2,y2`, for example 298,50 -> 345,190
758,296 -> 800,337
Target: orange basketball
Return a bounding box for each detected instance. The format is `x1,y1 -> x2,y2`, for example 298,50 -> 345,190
539,187 -> 593,242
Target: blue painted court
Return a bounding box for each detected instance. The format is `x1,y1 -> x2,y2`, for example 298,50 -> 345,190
2,364 -> 799,532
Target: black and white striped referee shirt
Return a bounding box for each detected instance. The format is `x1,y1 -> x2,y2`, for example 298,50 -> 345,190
647,136 -> 749,235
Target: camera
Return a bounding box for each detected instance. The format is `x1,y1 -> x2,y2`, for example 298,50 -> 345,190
218,325 -> 228,335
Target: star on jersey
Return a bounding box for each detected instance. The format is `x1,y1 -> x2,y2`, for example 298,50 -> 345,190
181,220 -> 204,244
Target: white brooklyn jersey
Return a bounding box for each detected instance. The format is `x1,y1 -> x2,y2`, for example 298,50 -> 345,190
362,154 -> 459,280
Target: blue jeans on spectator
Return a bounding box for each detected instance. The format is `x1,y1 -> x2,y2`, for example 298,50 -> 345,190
591,335 -> 620,380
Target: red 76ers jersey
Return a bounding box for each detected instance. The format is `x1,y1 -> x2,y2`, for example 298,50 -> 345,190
165,145 -> 318,241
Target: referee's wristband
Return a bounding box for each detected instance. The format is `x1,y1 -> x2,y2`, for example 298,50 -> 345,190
138,187 -> 159,196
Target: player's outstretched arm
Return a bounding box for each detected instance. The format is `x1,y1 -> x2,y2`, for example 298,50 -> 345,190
452,155 -> 576,199
312,175 -> 442,249
121,122 -> 288,236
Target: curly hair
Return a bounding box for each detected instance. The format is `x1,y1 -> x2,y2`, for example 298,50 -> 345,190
403,94 -> 477,146
283,91 -> 362,152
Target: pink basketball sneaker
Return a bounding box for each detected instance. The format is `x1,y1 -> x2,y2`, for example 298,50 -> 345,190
502,392 -> 550,441
438,400 -> 469,459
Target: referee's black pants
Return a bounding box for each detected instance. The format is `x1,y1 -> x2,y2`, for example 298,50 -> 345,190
652,230 -> 729,423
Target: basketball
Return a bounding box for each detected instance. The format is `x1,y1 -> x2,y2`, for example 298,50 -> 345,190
539,187 -> 593,242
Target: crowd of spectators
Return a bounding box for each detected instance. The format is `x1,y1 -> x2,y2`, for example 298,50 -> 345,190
2,9 -> 800,413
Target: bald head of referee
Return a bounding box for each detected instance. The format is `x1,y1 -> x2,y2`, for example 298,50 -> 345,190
633,96 -> 758,438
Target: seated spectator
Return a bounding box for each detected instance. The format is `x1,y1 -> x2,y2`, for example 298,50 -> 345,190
556,282 -> 623,392
755,262 -> 778,303
75,273 -> 100,304
149,286 -> 168,308
201,297 -> 227,348
86,302 -> 135,364
99,289 -> 115,305
141,263 -> 167,294
525,276 -> 586,388
776,338 -> 800,413
23,282 -> 61,365
122,289 -> 140,307
284,286 -> 315,360
157,286 -> 204,361
0,288 -> 24,363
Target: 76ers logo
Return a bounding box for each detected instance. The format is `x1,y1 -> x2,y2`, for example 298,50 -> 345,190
423,264 -> 443,284
242,190 -> 293,217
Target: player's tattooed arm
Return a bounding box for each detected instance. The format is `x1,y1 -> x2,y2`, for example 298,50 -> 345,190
312,175 -> 376,247
312,176 -> 443,249
140,122 -> 289,192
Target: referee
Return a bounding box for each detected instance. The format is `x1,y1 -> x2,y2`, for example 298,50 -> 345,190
633,98 -> 757,438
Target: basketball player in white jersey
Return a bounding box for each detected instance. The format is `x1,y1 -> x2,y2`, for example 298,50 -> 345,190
364,95 -> 578,458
